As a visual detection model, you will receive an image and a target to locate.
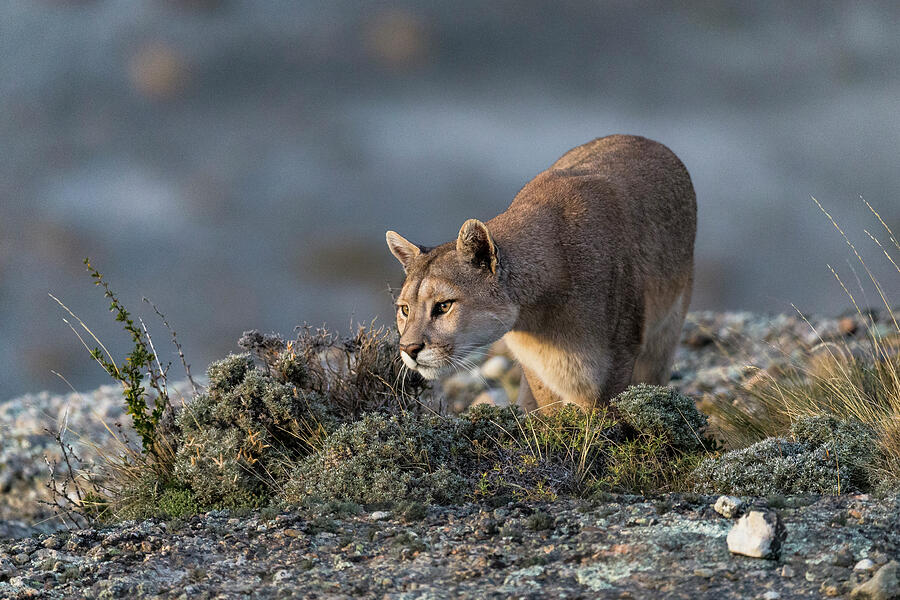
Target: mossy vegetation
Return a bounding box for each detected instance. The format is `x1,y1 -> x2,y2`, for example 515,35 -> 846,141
111,358 -> 727,519
89,323 -> 892,520
612,384 -> 709,453
173,353 -> 337,508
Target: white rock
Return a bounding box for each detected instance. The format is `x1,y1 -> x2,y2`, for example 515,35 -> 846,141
441,371 -> 485,396
713,495 -> 744,518
762,592 -> 781,600
369,511 -> 391,521
855,559 -> 876,572
726,511 -> 784,559
480,355 -> 512,380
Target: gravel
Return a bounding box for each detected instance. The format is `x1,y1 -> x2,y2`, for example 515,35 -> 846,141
0,495 -> 897,599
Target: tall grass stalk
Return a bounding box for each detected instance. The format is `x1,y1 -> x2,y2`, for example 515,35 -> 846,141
716,198 -> 900,487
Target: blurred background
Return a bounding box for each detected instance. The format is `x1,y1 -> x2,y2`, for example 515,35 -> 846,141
2,0 -> 899,399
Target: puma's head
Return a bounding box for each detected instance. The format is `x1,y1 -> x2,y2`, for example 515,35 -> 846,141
385,219 -> 519,379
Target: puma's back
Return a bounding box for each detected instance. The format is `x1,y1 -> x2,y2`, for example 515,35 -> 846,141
548,134 -> 696,286
387,134 -> 696,411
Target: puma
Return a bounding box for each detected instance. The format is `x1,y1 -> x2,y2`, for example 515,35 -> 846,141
386,134 -> 696,411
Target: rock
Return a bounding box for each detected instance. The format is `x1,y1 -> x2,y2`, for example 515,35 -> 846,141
369,511 -> 391,521
726,511 -> 785,559
856,559 -> 877,572
683,329 -> 714,348
763,592 -> 781,600
0,556 -> 18,578
781,565 -> 796,578
833,546 -> 856,567
839,317 -> 858,336
480,356 -> 511,380
821,580 -> 842,596
470,388 -> 510,408
851,560 -> 900,600
713,495 -> 744,518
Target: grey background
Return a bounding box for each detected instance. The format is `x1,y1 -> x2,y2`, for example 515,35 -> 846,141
2,1 -> 899,399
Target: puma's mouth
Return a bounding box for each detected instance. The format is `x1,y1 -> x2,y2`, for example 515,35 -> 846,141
400,349 -> 452,380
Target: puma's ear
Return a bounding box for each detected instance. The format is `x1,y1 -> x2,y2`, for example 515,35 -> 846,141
386,230 -> 421,271
456,219 -> 498,273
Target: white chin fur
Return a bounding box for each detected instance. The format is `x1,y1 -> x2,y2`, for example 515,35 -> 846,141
415,366 -> 444,380
400,351 -> 418,370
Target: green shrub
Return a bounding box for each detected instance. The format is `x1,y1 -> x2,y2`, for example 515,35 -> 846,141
172,353 -> 337,508
592,432 -> 707,495
157,487 -> 199,519
472,405 -> 618,500
612,385 -> 709,453
280,404 -> 607,506
239,324 -> 428,417
82,258 -> 170,455
282,412 -> 471,505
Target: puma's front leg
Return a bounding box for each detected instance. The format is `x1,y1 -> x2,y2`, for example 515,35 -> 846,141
515,370 -> 538,412
520,365 -> 563,411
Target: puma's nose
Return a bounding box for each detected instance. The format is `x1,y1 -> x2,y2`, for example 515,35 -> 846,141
400,342 -> 424,359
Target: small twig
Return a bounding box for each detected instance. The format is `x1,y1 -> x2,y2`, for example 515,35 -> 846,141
144,297 -> 200,397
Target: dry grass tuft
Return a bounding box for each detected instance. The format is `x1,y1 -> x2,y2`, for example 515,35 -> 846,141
705,198 -> 900,491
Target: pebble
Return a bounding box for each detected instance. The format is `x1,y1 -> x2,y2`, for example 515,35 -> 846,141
832,546 -> 856,567
762,591 -> 780,600
821,580 -> 842,596
713,495 -> 744,518
470,388 -> 510,408
480,356 -> 511,380
780,565 -> 795,578
0,556 -> 17,578
855,559 -> 876,572
726,511 -> 784,559
370,511 -> 391,521
851,560 -> 900,600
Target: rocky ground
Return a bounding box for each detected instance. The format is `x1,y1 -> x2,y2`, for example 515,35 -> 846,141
1,311 -> 899,598
1,495 -> 898,599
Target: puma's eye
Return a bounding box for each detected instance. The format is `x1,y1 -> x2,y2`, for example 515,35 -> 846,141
434,300 -> 454,315
399,305 -> 409,317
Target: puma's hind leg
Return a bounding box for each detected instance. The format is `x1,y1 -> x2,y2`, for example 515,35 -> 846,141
631,283 -> 691,386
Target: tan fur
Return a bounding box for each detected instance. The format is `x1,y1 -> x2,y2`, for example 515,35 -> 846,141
387,134 -> 696,410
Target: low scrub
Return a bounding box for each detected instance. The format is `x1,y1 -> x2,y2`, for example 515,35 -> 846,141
93,349 -> 718,519
137,379 -> 714,515
691,416 -> 878,495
